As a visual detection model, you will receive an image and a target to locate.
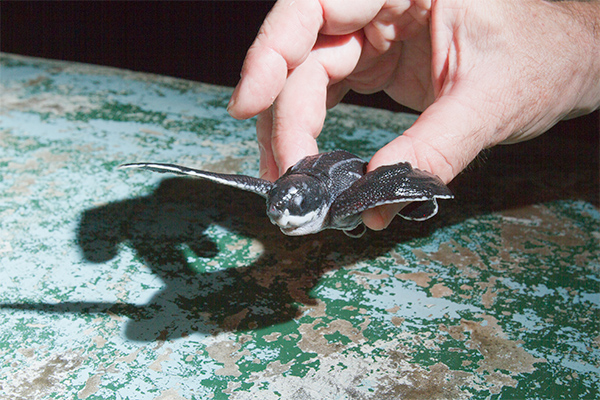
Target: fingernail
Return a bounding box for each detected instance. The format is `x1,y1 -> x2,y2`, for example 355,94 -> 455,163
374,208 -> 390,230
227,78 -> 243,114
258,143 -> 268,179
226,94 -> 236,113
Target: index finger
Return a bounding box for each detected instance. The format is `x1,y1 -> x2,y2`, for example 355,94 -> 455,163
227,0 -> 324,119
227,0 -> 387,120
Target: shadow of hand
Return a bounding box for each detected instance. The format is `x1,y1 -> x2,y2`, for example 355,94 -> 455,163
75,177 -> 405,341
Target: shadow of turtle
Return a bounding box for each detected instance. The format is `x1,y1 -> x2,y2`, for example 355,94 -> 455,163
75,177 -> 433,341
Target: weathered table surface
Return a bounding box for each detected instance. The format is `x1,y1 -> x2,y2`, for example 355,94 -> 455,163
1,53 -> 598,399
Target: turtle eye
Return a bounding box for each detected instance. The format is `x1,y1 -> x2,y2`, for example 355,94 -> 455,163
292,193 -> 305,208
293,191 -> 320,214
269,176 -> 325,215
300,196 -> 308,209
296,195 -> 309,212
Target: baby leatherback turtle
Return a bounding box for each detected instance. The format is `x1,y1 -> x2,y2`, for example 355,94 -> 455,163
120,150 -> 453,237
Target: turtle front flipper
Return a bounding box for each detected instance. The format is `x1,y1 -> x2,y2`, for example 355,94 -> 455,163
329,161 -> 454,223
119,162 -> 273,198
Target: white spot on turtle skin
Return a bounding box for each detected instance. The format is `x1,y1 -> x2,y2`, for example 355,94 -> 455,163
280,186 -> 299,203
293,194 -> 304,207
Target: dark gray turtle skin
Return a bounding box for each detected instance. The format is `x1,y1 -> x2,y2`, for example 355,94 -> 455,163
120,150 -> 453,237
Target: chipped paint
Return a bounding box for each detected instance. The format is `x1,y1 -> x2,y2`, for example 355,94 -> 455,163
395,271 -> 434,288
0,53 -> 598,399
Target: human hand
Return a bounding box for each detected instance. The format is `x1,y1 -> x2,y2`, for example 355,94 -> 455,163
228,0 -> 600,230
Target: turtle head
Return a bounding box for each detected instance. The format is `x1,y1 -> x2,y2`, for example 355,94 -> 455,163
266,175 -> 328,235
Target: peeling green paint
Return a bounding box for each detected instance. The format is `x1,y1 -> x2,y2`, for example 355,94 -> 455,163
0,53 -> 598,399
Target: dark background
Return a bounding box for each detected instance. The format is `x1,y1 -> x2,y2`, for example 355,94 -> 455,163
0,1 -> 408,112
1,1 -> 598,143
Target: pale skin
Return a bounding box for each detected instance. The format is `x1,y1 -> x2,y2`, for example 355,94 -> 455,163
227,0 -> 600,231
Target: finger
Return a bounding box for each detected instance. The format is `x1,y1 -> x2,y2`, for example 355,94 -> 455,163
228,0 -> 387,120
317,33 -> 364,107
326,81 -> 351,109
256,107 -> 279,181
270,33 -> 365,175
371,96 -> 489,180
363,95 -> 488,230
270,57 -> 327,175
361,134 -> 420,231
319,0 -> 387,34
227,0 -> 324,120
363,203 -> 407,231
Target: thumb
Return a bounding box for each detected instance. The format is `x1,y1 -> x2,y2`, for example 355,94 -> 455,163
362,96 -> 490,230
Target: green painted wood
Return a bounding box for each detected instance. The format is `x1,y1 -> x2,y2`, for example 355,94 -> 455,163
0,53 -> 598,399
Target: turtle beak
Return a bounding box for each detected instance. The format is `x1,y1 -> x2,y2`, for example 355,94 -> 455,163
266,202 -> 320,235
266,203 -> 283,225
266,204 -> 296,234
